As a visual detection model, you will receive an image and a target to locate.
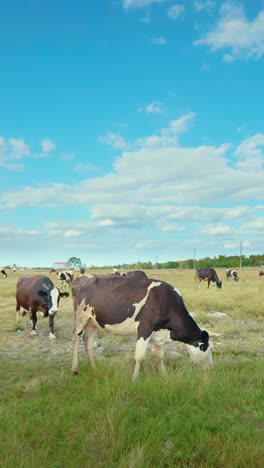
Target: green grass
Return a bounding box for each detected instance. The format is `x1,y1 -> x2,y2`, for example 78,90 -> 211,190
1,268 -> 264,467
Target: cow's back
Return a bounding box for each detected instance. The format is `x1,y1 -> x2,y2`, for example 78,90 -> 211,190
16,275 -> 52,305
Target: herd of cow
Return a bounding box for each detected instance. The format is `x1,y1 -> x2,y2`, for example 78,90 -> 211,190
0,265 -> 263,379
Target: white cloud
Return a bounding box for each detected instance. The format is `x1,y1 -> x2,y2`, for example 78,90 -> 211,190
74,162 -> 99,172
162,225 -> 185,232
138,102 -> 162,113
64,230 -> 82,237
194,1 -> 215,12
124,0 -> 168,9
194,2 -> 264,62
203,225 -> 232,235
234,134 -> 264,158
150,36 -> 167,45
99,132 -> 128,150
168,4 -> 184,20
1,117 -> 264,264
8,138 -> 30,159
99,219 -> 115,226
41,139 -> 56,153
246,219 -> 264,229
60,153 -> 76,161
0,136 -> 30,171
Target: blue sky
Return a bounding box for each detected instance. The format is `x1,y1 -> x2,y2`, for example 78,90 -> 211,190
1,0 -> 264,267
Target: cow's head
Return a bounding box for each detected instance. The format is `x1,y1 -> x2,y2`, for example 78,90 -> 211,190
38,287 -> 69,315
187,330 -> 213,365
216,280 -> 222,289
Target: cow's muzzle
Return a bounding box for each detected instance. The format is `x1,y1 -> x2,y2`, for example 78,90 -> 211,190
48,309 -> 58,316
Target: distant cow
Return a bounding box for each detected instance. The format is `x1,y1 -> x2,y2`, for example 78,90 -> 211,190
57,271 -> 74,288
111,269 -> 126,276
71,274 -> 213,380
259,271 -> 264,277
12,267 -> 17,273
195,268 -> 222,289
0,268 -> 7,278
226,268 -> 239,281
50,268 -> 56,274
16,275 -> 69,339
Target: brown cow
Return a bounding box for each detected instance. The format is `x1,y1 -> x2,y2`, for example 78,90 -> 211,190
16,275 -> 69,340
195,268 -> 222,289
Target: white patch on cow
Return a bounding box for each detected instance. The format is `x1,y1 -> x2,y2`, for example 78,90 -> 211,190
186,341 -> 213,365
103,281 -> 162,336
174,287 -> 182,297
76,281 -> 162,336
48,287 -> 59,315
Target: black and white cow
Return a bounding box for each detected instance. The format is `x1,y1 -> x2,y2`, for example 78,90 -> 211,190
71,274 -> 213,380
226,268 -> 239,281
1,268 -> 7,278
57,270 -> 74,288
195,268 -> 222,289
16,275 -> 69,340
50,268 -> 56,274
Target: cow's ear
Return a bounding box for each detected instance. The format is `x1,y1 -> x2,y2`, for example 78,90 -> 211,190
60,292 -> 70,298
38,290 -> 48,297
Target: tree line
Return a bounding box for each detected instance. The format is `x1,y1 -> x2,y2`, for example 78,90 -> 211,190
90,254 -> 264,270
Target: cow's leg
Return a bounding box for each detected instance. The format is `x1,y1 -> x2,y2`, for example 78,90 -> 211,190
133,334 -> 151,381
49,315 -> 56,340
30,310 -> 38,336
152,333 -> 167,376
82,326 -> 98,368
208,280 -> 210,289
71,325 -> 79,375
16,304 -> 20,323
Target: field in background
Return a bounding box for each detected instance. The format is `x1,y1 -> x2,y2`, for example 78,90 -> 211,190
1,268 -> 264,467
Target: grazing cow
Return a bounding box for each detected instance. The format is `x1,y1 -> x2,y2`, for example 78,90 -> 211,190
111,269 -> 126,276
195,268 -> 222,289
57,271 -> 74,288
50,268 -> 56,274
16,275 -> 69,339
1,268 -> 7,278
226,268 -> 239,281
12,267 -> 17,273
71,274 -> 213,380
259,271 -> 264,277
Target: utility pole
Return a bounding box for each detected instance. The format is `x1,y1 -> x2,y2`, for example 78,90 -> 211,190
239,241 -> 242,270
193,248 -> 196,270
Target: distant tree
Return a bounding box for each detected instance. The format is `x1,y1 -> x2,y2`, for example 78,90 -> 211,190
67,257 -> 82,269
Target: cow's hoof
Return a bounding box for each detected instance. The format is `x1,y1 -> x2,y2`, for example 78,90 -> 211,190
71,370 -> 79,376
30,330 -> 37,336
49,333 -> 56,341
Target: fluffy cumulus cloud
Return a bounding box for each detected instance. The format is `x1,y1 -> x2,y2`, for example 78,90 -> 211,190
194,2 -> 264,62
1,114 -> 264,263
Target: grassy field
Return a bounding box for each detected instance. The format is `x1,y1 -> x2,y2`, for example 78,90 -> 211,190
0,268 -> 264,467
